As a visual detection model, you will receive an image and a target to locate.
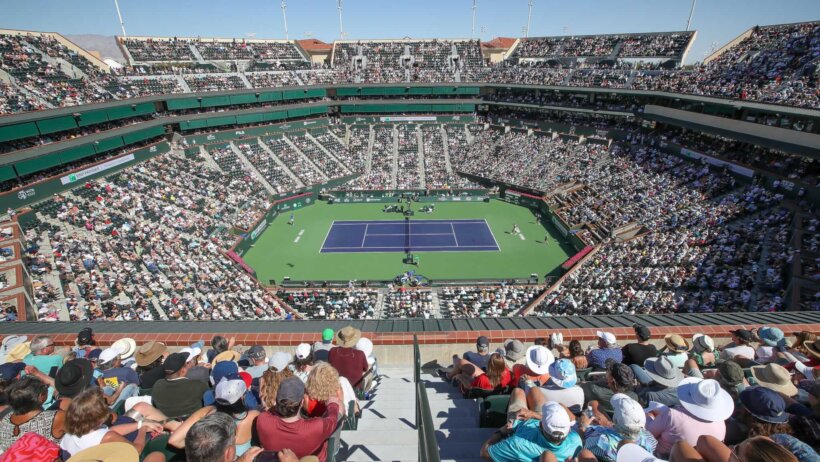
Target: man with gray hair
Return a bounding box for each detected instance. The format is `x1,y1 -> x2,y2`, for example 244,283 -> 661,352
24,335 -> 63,377
185,412 -> 263,462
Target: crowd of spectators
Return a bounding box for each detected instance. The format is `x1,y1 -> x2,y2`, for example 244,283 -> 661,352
439,285 -> 542,318
0,327 -> 379,461
437,326 -> 820,462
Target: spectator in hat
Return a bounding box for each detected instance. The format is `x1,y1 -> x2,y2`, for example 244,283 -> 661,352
0,334 -> 27,364
211,350 -> 242,368
355,337 -> 379,378
577,394 -> 658,462
501,339 -> 527,370
182,343 -> 210,384
270,351 -> 294,373
480,401 -> 582,462
529,358 -> 585,414
617,443 -> 668,462
294,343 -> 316,382
0,375 -> 60,452
661,334 -> 690,368
688,334 -> 716,369
4,340 -> 31,364
691,359 -> 749,401
169,374 -> 260,458
726,387 -> 794,445
756,327 -> 787,363
134,341 -> 168,390
203,360 -> 260,411
444,335 -> 492,380
185,412 -> 264,462
582,362 -> 639,416
313,328 -> 336,362
637,356 -> 684,407
151,352 -> 208,419
255,376 -> 345,461
59,387 -> 162,457
244,346 -> 268,379
73,328 -> 95,358
622,324 -> 658,367
646,377 -> 734,457
111,338 -> 137,368
98,346 -> 140,407
512,345 -> 553,391
751,363 -> 798,399
587,331 -> 622,370
721,329 -> 756,362
328,326 -> 369,391
24,335 -> 63,377
0,362 -> 24,383
789,331 -> 817,362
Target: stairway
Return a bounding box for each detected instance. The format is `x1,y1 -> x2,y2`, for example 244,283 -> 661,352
338,366 -> 419,461
416,127 -> 426,189
391,125 -> 399,190
423,372 -> 493,462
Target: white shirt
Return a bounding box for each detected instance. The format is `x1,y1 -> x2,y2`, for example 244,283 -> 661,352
60,427 -> 108,455
720,345 -> 755,361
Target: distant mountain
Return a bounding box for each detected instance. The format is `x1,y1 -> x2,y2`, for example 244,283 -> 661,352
65,34 -> 124,62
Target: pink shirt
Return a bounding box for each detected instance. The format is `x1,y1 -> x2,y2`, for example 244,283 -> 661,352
646,406 -> 726,456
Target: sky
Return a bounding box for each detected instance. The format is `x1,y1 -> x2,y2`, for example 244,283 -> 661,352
3,0 -> 819,64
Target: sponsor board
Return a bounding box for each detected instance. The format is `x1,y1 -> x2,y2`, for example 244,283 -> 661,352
250,219 -> 268,240
379,116 -> 437,122
60,154 -> 136,185
680,148 -> 754,178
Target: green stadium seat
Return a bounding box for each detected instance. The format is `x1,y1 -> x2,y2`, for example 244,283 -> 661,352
478,394 -> 511,428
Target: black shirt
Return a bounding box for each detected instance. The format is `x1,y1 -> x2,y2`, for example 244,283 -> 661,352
621,342 -> 659,366
138,365 -> 166,389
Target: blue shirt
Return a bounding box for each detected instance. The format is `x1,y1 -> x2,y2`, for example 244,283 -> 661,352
586,348 -> 623,370
102,367 -> 140,388
463,351 -> 490,370
203,389 -> 259,411
488,419 -> 582,462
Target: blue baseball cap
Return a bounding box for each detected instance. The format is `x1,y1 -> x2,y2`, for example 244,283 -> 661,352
0,362 -> 24,381
210,359 -> 239,386
548,358 -> 578,388
740,387 -> 789,424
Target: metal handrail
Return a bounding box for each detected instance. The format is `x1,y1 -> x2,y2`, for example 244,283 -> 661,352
414,335 -> 441,462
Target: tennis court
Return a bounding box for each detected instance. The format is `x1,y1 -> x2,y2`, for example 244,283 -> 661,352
320,219 -> 500,253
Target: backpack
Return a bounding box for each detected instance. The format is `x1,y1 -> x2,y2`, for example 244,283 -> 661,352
0,432 -> 62,462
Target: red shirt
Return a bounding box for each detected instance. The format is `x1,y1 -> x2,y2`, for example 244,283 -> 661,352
256,402 -> 340,462
470,369 -> 511,390
328,347 -> 368,388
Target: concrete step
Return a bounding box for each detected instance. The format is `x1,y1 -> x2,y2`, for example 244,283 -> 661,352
337,442 -> 419,462
429,407 -> 480,419
341,429 -> 417,446
354,418 -> 417,431
360,399 -> 416,411
362,408 -> 420,419
432,416 -> 480,429
435,428 -> 496,442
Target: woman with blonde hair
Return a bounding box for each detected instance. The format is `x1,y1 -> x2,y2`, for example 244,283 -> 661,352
60,388 -> 162,457
305,362 -> 359,417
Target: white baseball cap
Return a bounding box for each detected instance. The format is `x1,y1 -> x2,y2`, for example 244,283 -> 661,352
295,343 -> 312,360
616,443 -> 667,462
611,393 -> 646,432
180,347 -> 202,363
596,331 -> 617,345
98,346 -> 123,364
540,401 -> 570,437
525,345 -> 554,375
215,377 -> 247,405
268,351 -> 292,371
355,337 -> 374,357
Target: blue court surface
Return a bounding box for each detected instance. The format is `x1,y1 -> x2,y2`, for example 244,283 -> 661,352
320,219 -> 500,253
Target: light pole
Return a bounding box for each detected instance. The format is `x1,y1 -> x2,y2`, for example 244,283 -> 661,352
113,0 -> 127,37
686,0 -> 697,31
337,0 -> 345,39
281,0 -> 289,40
471,0 -> 477,39
525,0 -> 534,38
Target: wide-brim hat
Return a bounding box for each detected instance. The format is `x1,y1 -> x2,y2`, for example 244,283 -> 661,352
617,443 -> 667,462
503,339 -> 526,362
67,442 -> 139,462
4,341 -> 31,362
112,338 -> 137,359
676,377 -> 734,422
0,335 -> 28,364
643,356 -> 685,388
751,363 -> 798,396
56,358 -> 94,398
336,326 -> 362,348
664,334 -> 690,352
525,345 -> 554,376
134,341 -> 167,367
211,350 -> 242,367
804,339 -> 820,359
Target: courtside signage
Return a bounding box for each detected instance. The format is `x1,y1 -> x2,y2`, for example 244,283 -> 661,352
60,154 -> 136,185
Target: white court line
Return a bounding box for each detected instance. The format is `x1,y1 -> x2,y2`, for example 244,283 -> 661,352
485,219 -> 501,250
450,223 -> 459,247
360,224 -> 369,248
319,221 -> 335,253
366,232 -> 454,236
322,244 -> 499,249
